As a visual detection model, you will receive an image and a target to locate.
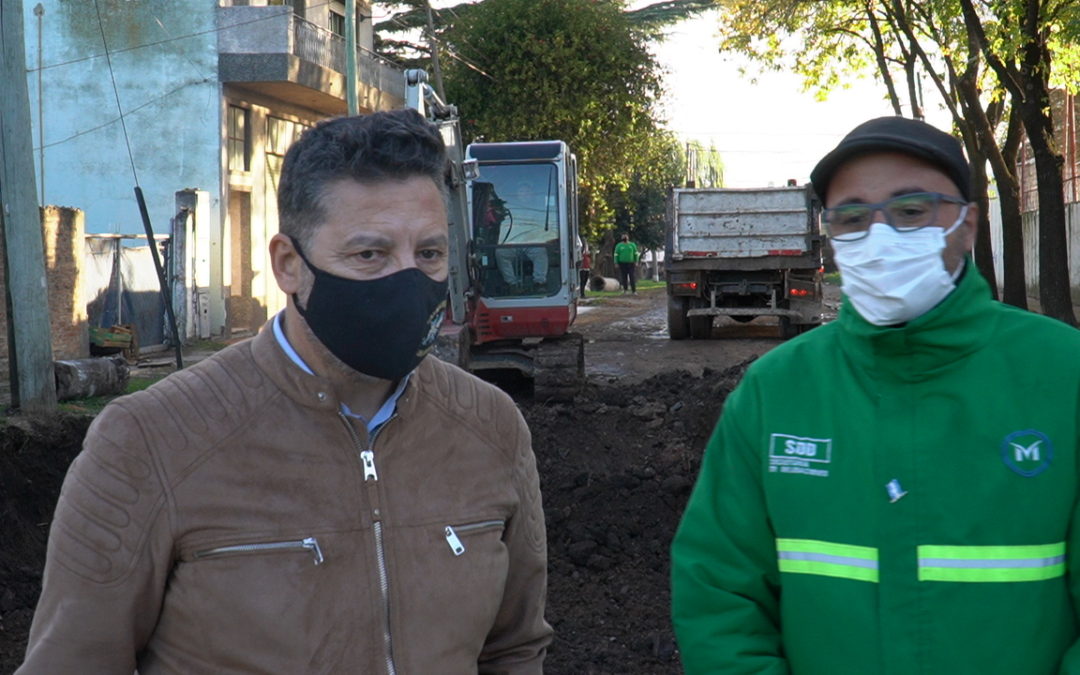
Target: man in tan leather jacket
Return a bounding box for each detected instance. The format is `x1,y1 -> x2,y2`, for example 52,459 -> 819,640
19,110 -> 552,673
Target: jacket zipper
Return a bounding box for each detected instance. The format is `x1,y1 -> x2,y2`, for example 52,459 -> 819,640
193,536 -> 324,565
444,520 -> 506,556
340,411 -> 397,675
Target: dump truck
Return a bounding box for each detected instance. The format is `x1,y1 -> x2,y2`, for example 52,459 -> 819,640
665,185 -> 824,340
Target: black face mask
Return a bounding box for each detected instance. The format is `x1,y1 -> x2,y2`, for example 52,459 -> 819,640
291,238 -> 448,380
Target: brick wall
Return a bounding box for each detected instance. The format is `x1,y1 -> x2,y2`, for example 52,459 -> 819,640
0,206 -> 88,407
43,206 -> 88,360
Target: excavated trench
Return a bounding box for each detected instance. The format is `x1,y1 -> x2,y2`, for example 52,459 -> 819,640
0,289 -> 791,673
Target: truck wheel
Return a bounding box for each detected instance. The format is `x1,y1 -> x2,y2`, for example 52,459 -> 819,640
688,299 -> 713,339
667,296 -> 690,340
780,318 -> 819,339
688,314 -> 712,339
779,316 -> 798,340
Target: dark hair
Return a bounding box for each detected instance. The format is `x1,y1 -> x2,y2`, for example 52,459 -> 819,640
277,109 -> 448,246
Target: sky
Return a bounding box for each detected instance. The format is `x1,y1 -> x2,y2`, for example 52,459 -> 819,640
647,8 -> 915,188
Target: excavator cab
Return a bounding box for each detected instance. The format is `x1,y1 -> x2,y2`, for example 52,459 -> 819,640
465,141 -> 581,341
404,70 -> 584,397
471,164 -> 561,298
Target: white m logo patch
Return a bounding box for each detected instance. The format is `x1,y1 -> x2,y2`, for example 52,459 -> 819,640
1002,430 -> 1053,478
1012,440 -> 1042,462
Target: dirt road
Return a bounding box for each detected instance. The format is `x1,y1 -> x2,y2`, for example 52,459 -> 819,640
576,284 -> 838,383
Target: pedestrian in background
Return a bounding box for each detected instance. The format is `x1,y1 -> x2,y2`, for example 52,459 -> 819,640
19,109 -> 551,674
614,233 -> 639,294
580,239 -> 592,296
671,116 -> 1080,674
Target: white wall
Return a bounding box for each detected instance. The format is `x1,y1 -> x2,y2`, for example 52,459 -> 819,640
26,1 -> 225,326
988,197 -> 1080,303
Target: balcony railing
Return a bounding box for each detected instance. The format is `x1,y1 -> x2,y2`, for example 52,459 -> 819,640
218,6 -> 405,101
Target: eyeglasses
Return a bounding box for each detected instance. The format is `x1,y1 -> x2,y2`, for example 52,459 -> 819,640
822,192 -> 969,241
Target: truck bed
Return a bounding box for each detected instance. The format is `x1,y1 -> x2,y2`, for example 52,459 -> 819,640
668,186 -> 818,263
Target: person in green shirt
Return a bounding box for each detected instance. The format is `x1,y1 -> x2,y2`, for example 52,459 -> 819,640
671,116 -> 1080,674
613,233 -> 639,294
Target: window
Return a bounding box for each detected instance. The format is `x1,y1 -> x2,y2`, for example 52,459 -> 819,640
329,10 -> 345,37
266,116 -> 307,157
227,105 -> 251,172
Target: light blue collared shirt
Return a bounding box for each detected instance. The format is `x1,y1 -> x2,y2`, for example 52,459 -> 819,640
272,312 -> 409,434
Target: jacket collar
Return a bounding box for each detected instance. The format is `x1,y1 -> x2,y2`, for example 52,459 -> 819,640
252,322 -> 428,418
836,257 -> 997,380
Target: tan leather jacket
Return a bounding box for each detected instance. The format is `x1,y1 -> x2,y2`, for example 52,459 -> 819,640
19,326 -> 551,674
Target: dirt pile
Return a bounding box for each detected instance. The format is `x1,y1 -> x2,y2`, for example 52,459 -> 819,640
0,414 -> 91,669
0,361 -> 751,674
529,362 -> 749,673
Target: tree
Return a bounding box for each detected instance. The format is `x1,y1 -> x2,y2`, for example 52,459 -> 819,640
885,0 -> 1027,307
684,139 -> 725,188
959,0 -> 1079,325
374,0 -> 719,246
431,0 -> 672,242
611,130 -> 686,254
374,1 -> 713,66
713,0 -> 1078,311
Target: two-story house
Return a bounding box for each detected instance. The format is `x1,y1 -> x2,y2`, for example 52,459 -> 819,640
24,0 -> 404,340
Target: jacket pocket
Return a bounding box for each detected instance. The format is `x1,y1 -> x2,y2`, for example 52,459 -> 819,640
443,520 -> 505,556
193,536 -> 325,565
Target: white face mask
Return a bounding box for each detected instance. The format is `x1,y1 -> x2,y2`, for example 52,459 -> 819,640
831,207 -> 968,326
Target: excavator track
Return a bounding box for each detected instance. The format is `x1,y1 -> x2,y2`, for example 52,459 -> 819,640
532,333 -> 585,401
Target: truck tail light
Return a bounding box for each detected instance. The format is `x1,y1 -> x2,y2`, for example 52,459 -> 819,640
675,282 -> 698,291
789,288 -> 811,297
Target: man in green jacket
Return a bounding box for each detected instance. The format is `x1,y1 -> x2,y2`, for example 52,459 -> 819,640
614,233 -> 640,294
671,116 -> 1080,674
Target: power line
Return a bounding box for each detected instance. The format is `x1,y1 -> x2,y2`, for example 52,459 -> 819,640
93,0 -> 138,186
35,78 -> 212,151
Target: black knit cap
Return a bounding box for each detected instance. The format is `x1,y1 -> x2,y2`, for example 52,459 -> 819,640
810,116 -> 972,203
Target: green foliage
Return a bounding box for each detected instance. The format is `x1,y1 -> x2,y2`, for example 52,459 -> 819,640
610,130 -> 686,251
684,139 -> 724,188
435,0 -> 674,242
713,0 -> 1080,106
623,0 -> 717,33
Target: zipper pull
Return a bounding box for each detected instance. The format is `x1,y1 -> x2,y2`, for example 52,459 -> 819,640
444,526 -> 465,556
302,536 -> 325,565
360,450 -> 378,481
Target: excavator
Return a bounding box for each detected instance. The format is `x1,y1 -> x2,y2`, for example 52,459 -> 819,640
405,70 -> 585,398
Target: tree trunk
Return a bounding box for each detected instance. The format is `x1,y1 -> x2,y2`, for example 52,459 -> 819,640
1025,114 -> 1076,325
997,114 -> 1027,309
967,147 -> 998,298
54,356 -> 130,401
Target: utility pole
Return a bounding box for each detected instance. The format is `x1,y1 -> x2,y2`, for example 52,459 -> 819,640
0,0 -> 58,412
345,0 -> 358,115
423,1 -> 445,100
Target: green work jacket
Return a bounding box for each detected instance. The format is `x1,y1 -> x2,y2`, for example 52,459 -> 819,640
672,262 -> 1080,674
614,241 -> 638,264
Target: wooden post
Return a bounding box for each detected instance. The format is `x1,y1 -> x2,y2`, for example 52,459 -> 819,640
0,0 -> 58,413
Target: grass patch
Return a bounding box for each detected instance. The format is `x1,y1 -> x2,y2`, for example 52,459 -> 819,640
824,271 -> 841,285
585,279 -> 665,301
186,338 -> 232,352
58,373 -> 164,416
